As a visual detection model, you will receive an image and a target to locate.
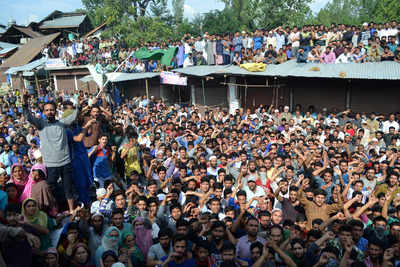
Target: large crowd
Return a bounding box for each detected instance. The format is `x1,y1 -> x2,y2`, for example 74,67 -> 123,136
42,21 -> 400,72
1,84 -> 400,267
0,19 -> 399,267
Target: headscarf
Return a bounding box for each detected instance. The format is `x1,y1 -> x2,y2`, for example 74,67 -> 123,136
120,231 -> 144,264
132,217 -> 152,256
22,198 -> 48,228
101,226 -> 121,255
10,163 -> 28,186
19,163 -> 47,202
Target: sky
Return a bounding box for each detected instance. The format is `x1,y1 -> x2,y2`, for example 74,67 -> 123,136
0,0 -> 330,26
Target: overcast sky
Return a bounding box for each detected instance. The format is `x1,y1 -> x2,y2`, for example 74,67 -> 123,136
0,0 -> 330,26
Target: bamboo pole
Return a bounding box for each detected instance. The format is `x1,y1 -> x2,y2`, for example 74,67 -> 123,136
145,79 -> 149,99
34,73 -> 40,95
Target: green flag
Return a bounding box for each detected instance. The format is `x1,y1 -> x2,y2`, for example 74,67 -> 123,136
134,47 -> 178,66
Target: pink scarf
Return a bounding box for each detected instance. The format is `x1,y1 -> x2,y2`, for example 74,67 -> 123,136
19,164 -> 47,202
133,217 -> 153,256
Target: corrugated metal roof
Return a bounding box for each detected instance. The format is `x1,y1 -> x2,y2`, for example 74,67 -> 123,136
13,26 -> 43,38
106,72 -> 159,82
173,60 -> 400,80
5,57 -> 47,74
80,75 -> 93,83
1,33 -> 60,68
174,65 -> 230,77
0,41 -> 19,55
0,46 -> 17,55
40,15 -> 86,28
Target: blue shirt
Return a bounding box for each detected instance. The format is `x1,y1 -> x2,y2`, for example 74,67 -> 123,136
90,147 -> 112,179
176,136 -> 203,149
8,151 -> 22,166
253,36 -> 263,50
356,237 -> 368,252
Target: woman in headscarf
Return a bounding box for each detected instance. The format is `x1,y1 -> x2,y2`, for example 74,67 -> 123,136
120,231 -> 144,266
57,222 -> 87,266
132,217 -> 152,257
21,198 -> 56,251
66,243 -> 95,267
94,226 -> 120,267
10,163 -> 28,198
19,163 -> 57,216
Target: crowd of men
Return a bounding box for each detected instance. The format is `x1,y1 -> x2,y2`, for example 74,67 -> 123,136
1,21 -> 400,265
0,85 -> 400,267
43,20 -> 400,72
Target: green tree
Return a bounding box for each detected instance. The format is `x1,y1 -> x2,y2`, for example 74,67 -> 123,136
172,0 -> 185,24
219,0 -> 254,30
373,0 -> 400,23
149,0 -> 169,18
82,0 -> 106,25
125,16 -> 175,45
314,0 -> 367,25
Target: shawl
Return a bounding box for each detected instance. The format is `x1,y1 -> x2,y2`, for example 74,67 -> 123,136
120,231 -> 144,263
22,198 -> 48,228
132,217 -> 152,256
101,226 -> 120,254
19,163 -> 47,202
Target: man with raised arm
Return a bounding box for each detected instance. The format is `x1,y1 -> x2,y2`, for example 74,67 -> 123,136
22,91 -> 78,214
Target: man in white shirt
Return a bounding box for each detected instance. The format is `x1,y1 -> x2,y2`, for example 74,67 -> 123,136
243,176 -> 265,206
379,23 -> 392,40
183,53 -> 194,68
336,47 -> 353,63
382,113 -> 399,133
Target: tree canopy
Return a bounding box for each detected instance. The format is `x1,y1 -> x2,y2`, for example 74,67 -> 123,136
81,0 -> 400,46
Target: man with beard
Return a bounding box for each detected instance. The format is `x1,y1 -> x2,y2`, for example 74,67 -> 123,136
161,234 -> 195,267
148,228 -> 173,267
272,179 -> 289,210
349,219 -> 368,252
375,173 -> 400,197
242,177 -> 264,206
220,242 -> 241,267
258,211 -> 271,233
208,221 -> 230,265
110,208 -> 132,238
23,91 -> 77,213
82,102 -> 112,149
207,156 -> 219,176
298,185 -> 343,230
274,185 -> 301,222
236,217 -> 266,259
80,212 -> 106,260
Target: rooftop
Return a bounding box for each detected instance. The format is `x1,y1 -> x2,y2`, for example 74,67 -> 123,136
1,32 -> 60,68
173,61 -> 400,80
40,15 -> 87,29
